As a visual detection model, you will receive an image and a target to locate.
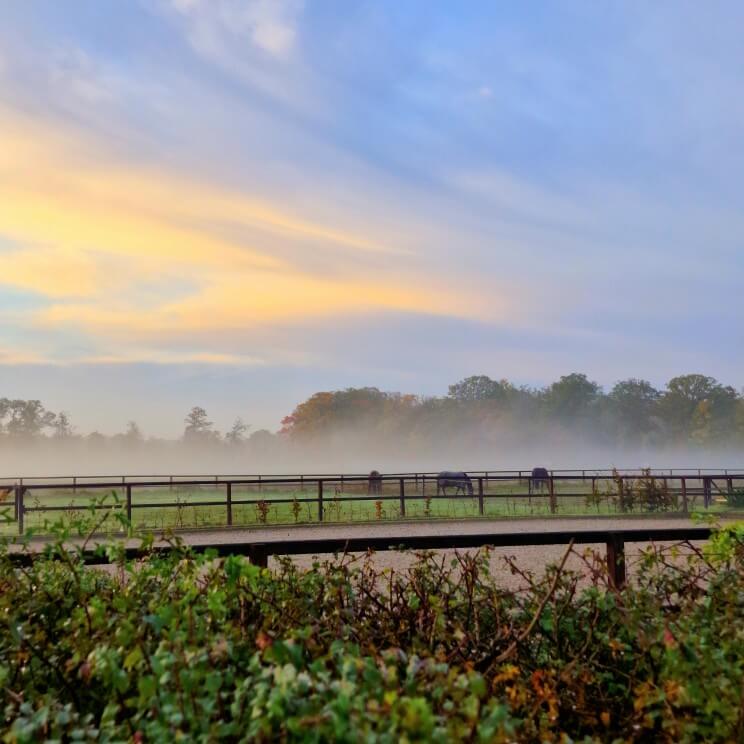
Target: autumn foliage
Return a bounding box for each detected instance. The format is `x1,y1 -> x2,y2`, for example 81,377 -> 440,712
1,525 -> 743,741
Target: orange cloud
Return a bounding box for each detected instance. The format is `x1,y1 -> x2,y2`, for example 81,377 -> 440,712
0,106 -> 507,361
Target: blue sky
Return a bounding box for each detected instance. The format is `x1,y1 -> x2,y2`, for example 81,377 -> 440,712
1,1 -> 743,436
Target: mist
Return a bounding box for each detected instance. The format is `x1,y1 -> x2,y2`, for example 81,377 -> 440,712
1,371 -> 742,478
0,429 -> 741,481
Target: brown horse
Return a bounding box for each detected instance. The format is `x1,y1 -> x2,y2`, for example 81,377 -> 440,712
367,470 -> 382,495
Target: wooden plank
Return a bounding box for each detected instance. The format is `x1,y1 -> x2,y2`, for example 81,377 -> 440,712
6,526 -> 712,566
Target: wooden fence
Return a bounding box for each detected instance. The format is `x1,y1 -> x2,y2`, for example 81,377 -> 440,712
2,471 -> 742,534
5,525 -> 715,590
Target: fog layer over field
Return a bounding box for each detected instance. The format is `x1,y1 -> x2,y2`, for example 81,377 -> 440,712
0,435 -> 742,480
2,373 -> 743,477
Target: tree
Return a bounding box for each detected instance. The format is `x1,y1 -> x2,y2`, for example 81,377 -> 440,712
52,412 -> 74,439
119,421 -> 145,447
86,431 -> 107,450
281,388 -> 389,439
247,429 -> 277,456
608,379 -> 661,441
448,376 -> 516,402
542,373 -> 602,423
0,399 -> 56,439
658,374 -> 738,442
183,406 -> 216,443
124,421 -> 143,443
225,417 -> 249,446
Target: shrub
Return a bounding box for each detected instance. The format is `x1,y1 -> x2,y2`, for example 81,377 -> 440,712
725,488 -> 744,509
1,521 -> 743,741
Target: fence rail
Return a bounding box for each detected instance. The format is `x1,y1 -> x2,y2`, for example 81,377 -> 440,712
6,526 -> 715,589
2,471 -> 742,535
3,466 -> 744,487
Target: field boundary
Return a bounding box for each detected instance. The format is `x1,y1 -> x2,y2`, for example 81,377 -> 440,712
4,470 -> 742,535
6,525 -> 715,589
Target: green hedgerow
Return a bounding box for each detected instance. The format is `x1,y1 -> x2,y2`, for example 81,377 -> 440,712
1,516 -> 743,742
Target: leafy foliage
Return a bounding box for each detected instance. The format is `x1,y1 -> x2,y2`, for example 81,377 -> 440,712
1,522 -> 743,741
3,371 -> 744,460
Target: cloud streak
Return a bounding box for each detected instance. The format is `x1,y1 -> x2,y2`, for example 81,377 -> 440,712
0,105 -> 507,364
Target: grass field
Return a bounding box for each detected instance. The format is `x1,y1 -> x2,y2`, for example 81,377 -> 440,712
1,476 -> 737,535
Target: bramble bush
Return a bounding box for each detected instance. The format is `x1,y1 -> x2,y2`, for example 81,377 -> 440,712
1,514 -> 743,742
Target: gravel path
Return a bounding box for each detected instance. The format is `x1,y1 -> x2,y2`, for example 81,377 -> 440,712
19,514 -> 731,589
175,513 -> 710,547
170,514 -> 723,588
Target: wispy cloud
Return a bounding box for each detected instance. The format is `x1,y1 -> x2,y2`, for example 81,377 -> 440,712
0,105 -> 507,364
167,0 -> 302,58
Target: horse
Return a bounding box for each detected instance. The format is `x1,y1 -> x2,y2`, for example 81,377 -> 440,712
367,470 -> 383,496
436,471 -> 473,496
529,467 -> 550,495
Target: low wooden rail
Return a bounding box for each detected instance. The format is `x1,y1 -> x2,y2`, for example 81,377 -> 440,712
6,526 -> 714,589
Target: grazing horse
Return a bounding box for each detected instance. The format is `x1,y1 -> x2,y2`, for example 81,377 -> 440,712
529,467 -> 550,495
367,470 -> 383,496
0,487 -> 12,503
436,471 -> 474,496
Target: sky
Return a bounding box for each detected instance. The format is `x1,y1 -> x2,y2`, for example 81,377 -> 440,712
1,1 -> 744,437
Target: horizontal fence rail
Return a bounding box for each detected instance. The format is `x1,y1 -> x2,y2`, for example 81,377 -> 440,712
2,471 -> 743,535
6,526 -> 715,589
3,467 -> 744,486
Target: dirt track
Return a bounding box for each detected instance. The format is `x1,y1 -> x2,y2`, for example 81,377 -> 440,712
19,513 -> 731,589
173,514 -> 725,588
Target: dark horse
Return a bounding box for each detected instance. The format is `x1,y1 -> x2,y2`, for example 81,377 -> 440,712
436,471 -> 474,496
529,467 -> 550,495
367,470 -> 383,495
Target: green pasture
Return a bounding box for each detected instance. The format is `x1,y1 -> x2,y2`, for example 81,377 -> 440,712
1,476 -> 738,535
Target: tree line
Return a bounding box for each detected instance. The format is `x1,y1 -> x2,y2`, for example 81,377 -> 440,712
2,371 -> 743,452
0,399 -> 273,451
280,373 -> 744,450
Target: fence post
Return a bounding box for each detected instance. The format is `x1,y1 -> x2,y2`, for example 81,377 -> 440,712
226,482 -> 233,526
126,484 -> 132,524
249,544 -> 268,568
399,478 -> 406,517
317,479 -> 324,523
703,477 -> 712,508
606,534 -> 626,589
73,476 -> 77,494
421,474 -> 426,497
548,476 -> 557,514
16,485 -> 24,535
681,477 -> 688,514
258,475 -> 262,494
478,477 -> 484,516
